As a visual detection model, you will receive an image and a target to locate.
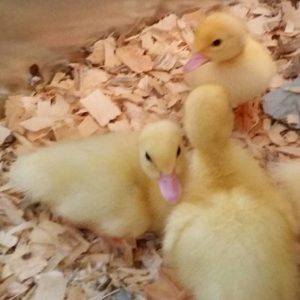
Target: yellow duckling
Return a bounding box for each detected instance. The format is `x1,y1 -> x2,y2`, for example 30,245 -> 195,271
184,12 -> 276,107
163,85 -> 298,300
270,160 -> 300,231
10,120 -> 185,238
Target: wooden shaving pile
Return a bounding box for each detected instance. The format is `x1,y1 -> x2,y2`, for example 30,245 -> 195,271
1,0 -> 300,299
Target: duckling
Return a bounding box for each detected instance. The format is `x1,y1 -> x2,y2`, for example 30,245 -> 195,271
270,160 -> 300,231
163,85 -> 298,300
10,120 -> 185,238
184,12 -> 276,108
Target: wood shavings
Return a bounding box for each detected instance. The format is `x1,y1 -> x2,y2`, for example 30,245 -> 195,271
104,37 -> 121,68
151,14 -> 178,31
78,115 -> 99,137
0,230 -> 18,248
108,119 -> 131,132
287,114 -> 299,126
5,96 -> 25,131
66,286 -> 87,300
80,90 -> 121,126
80,68 -> 109,91
32,271 -> 67,300
1,2 -> 300,299
20,116 -> 57,132
154,54 -> 177,71
282,1 -> 300,30
116,45 -> 153,73
0,125 -> 11,145
87,40 -> 105,65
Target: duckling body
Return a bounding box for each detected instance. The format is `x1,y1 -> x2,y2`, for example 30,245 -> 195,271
10,120 -> 185,238
270,160 -> 300,231
184,13 -> 276,107
163,85 -> 298,300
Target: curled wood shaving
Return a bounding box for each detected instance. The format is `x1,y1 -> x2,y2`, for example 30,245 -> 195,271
116,45 -> 153,73
80,90 -> 121,126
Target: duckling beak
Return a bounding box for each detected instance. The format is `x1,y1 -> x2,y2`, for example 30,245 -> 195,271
183,53 -> 209,73
158,172 -> 181,203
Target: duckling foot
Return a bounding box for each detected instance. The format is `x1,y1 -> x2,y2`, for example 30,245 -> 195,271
234,101 -> 260,133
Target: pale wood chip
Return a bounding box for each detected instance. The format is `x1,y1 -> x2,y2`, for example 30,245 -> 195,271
116,45 -> 153,73
166,82 -> 189,94
284,131 -> 299,143
9,254 -> 48,281
81,68 -> 109,91
109,86 -> 133,97
124,102 -> 144,131
0,276 -> 30,299
287,114 -> 299,126
87,40 -> 105,65
0,196 -> 24,225
5,96 -> 25,131
268,124 -> 287,146
277,146 -> 300,157
151,14 -> 178,31
20,116 -> 57,132
154,54 -> 177,71
115,93 -> 144,104
36,97 -> 70,120
282,0 -> 300,30
80,90 -> 121,126
104,37 -> 121,68
141,31 -> 155,52
51,96 -> 71,117
78,116 -> 99,137
284,86 -> 300,93
150,71 -> 172,82
0,231 -> 18,248
7,221 -> 35,235
145,96 -> 167,115
53,124 -> 81,141
181,9 -> 205,28
81,253 -> 111,265
66,286 -> 87,300
50,72 -> 67,86
0,125 -> 11,145
32,271 -> 67,300
247,16 -> 268,36
108,119 -> 131,132
177,19 -> 194,47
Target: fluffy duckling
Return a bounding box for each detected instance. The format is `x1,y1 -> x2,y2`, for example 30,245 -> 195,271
270,160 -> 300,230
184,12 -> 276,107
10,120 -> 185,238
163,85 -> 298,300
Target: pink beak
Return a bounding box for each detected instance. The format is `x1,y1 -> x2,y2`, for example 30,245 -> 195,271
158,173 -> 181,203
183,52 -> 209,73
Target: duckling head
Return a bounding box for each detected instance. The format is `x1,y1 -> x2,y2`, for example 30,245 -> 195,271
139,120 -> 184,203
184,84 -> 233,152
184,12 -> 248,72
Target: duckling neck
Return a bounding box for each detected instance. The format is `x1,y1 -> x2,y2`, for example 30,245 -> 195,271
198,143 -> 234,188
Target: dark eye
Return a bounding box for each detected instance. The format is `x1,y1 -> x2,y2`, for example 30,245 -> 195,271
145,152 -> 152,162
177,146 -> 181,157
211,39 -> 222,47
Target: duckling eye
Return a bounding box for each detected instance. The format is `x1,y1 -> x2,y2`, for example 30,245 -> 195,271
145,152 -> 152,162
176,146 -> 181,157
211,39 -> 222,47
